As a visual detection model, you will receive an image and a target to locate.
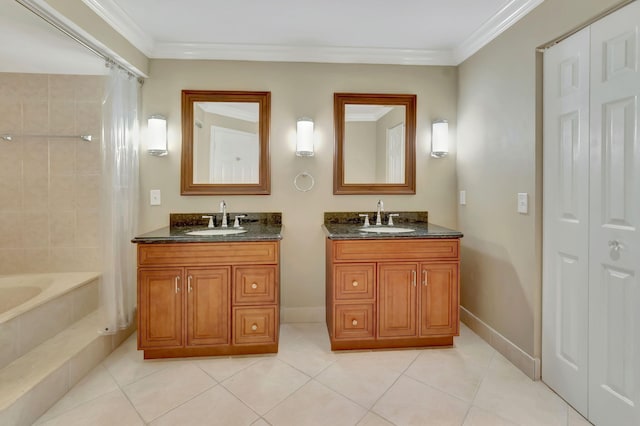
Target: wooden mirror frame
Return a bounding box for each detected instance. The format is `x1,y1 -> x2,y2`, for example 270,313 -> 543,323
333,93 -> 416,195
181,90 -> 271,195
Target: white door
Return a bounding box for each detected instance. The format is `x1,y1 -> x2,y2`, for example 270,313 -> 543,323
588,2 -> 640,425
542,27 -> 591,416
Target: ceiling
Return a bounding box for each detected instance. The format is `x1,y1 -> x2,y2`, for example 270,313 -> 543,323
0,0 -> 544,75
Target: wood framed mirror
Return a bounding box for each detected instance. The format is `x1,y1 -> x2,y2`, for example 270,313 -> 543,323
181,90 -> 271,195
334,93 -> 416,194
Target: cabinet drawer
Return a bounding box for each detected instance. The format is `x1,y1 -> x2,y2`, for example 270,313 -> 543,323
233,266 -> 277,305
233,307 -> 277,345
138,242 -> 279,267
332,239 -> 459,262
334,304 -> 374,340
334,264 -> 375,301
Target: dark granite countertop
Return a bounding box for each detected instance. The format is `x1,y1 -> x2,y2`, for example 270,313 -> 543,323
132,212 -> 282,244
322,211 -> 462,240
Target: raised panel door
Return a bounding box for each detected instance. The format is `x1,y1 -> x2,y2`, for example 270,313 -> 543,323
186,267 -> 230,347
419,263 -> 458,337
138,268 -> 183,349
334,263 -> 375,300
378,263 -> 417,338
233,265 -> 277,305
233,306 -> 277,345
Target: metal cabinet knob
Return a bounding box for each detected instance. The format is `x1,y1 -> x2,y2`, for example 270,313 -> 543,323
251,324 -> 258,331
352,319 -> 358,326
251,283 -> 258,289
352,281 -> 359,287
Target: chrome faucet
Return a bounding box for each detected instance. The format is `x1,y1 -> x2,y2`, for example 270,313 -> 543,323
375,199 -> 384,226
219,200 -> 228,228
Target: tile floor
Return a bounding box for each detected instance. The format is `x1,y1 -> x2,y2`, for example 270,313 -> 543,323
34,323 -> 591,426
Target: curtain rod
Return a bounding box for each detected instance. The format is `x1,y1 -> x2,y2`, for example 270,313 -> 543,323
15,0 -> 145,83
1,134 -> 93,142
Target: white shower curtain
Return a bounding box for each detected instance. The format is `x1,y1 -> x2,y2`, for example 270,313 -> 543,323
99,65 -> 140,334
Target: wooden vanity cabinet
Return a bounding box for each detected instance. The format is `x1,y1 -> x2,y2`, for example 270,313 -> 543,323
137,241 -> 279,359
326,238 -> 460,350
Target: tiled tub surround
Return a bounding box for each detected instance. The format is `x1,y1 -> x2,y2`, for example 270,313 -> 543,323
0,73 -> 104,274
132,212 -> 283,243
0,271 -> 134,426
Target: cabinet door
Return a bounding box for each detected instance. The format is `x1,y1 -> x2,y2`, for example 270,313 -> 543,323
186,267 -> 230,347
378,263 -> 417,338
138,268 -> 183,349
233,307 -> 277,345
334,303 -> 374,340
334,264 -> 375,301
419,263 -> 459,337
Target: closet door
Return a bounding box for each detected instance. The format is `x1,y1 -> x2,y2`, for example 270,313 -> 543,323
542,27 -> 590,416
588,2 -> 640,425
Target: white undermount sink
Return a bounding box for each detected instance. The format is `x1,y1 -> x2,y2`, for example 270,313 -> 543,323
186,228 -> 247,236
359,226 -> 415,234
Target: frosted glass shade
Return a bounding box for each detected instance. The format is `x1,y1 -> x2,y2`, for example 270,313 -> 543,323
296,117 -> 314,157
431,120 -> 448,158
148,115 -> 168,156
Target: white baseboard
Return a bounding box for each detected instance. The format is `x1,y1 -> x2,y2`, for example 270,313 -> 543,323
460,306 -> 541,380
281,306 -> 326,324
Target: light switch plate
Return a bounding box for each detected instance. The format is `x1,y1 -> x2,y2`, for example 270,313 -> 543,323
150,189 -> 161,206
517,192 -> 528,214
459,190 -> 466,205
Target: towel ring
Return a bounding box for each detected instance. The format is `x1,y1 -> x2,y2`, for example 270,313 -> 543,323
293,171 -> 315,192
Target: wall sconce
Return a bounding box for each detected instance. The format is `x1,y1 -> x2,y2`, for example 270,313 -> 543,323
296,117 -> 314,157
148,115 -> 168,156
431,119 -> 449,158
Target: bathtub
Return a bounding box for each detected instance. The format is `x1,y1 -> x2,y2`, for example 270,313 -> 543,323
0,272 -> 101,369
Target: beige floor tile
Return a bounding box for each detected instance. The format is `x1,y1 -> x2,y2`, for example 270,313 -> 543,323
473,354 -> 568,426
102,334 -> 186,386
277,323 -> 337,376
568,406 -> 592,425
463,406 -> 518,426
404,347 -> 493,401
222,358 -> 310,415
36,390 -> 143,426
36,365 -> 118,424
315,351 -> 413,408
150,385 -> 259,426
372,375 -> 470,426
356,411 -> 395,425
196,355 -> 264,382
123,363 -> 216,422
265,380 -> 366,426
251,419 -> 270,426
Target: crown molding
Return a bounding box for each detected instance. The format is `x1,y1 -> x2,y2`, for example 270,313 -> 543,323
79,0 -> 544,66
453,0 -> 545,64
81,0 -> 154,56
151,42 -> 456,66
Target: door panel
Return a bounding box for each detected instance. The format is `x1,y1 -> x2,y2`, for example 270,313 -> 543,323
378,263 -> 417,338
419,263 -> 458,337
138,268 -> 183,349
186,267 -> 230,346
589,2 -> 640,425
542,27 -> 590,416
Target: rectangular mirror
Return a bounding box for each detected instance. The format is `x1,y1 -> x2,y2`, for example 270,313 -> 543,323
181,90 -> 271,195
334,93 -> 416,194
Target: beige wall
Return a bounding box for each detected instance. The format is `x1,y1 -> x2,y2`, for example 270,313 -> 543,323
457,0 -> 625,357
344,121 -> 377,182
141,60 -> 458,320
0,73 -> 103,274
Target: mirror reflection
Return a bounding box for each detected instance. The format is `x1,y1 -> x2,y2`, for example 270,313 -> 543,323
344,104 -> 406,184
181,90 -> 270,195
193,102 -> 259,184
333,93 -> 416,195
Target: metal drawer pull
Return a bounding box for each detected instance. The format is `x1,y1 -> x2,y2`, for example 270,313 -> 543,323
251,283 -> 258,289
412,270 -> 416,287
352,280 -> 359,287
251,324 -> 258,331
188,276 -> 193,292
175,276 -> 180,293
423,270 -> 428,286
352,319 -> 358,326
